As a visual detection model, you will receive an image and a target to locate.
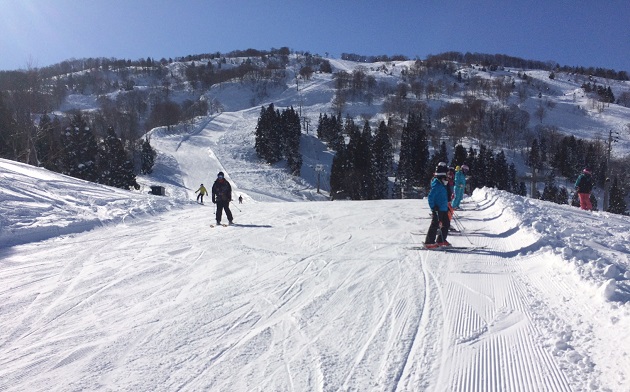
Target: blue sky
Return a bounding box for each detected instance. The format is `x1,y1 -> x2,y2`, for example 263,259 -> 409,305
1,0 -> 628,72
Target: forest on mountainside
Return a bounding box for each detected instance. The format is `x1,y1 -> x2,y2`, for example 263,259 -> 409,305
0,48 -> 629,213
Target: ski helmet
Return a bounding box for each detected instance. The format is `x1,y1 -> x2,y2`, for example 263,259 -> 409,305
217,171 -> 225,178
435,164 -> 448,177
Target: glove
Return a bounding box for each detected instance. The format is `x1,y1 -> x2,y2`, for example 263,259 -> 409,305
212,199 -> 216,204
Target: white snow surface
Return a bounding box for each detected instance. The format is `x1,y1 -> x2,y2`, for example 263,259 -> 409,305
2,165 -> 630,391
2,59 -> 630,391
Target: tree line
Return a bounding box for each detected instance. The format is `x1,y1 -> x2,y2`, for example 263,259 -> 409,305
314,111 -> 527,201
6,108 -> 156,189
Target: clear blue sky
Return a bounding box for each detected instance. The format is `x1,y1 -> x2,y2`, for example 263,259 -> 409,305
1,0 -> 628,72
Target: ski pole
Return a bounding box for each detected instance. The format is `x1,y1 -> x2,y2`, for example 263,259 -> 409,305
452,213 -> 476,246
452,213 -> 466,232
231,200 -> 242,212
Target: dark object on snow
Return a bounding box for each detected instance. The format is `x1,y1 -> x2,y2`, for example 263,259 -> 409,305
150,185 -> 165,196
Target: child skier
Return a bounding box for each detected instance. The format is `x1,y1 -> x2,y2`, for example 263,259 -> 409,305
424,164 -> 451,248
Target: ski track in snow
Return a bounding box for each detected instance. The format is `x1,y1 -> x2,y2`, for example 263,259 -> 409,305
2,64 -> 630,390
2,186 -> 629,391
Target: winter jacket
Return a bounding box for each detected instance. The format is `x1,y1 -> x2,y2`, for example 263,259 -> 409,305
428,177 -> 449,212
455,170 -> 466,187
575,173 -> 593,193
212,179 -> 232,202
195,185 -> 208,195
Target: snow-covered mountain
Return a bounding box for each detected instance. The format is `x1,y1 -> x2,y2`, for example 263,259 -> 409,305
1,56 -> 630,391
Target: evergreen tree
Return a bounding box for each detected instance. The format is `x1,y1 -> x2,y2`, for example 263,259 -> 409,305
473,144 -> 492,188
329,145 -> 348,200
607,177 -> 627,214
452,144 -> 467,167
557,186 -> 569,205
355,121 -> 374,199
517,182 -> 527,196
0,92 -> 14,158
329,114 -> 345,152
317,113 -> 345,151
316,113 -> 327,140
35,113 -> 62,171
61,113 -> 99,182
255,104 -> 274,162
344,118 -> 364,199
494,150 -> 509,190
528,138 -> 542,172
437,141 -> 449,164
541,170 -> 559,202
98,127 -> 138,189
395,112 -> 429,198
372,120 -> 393,199
282,106 -> 302,175
140,138 -> 156,174
256,104 -> 303,174
507,163 -> 518,194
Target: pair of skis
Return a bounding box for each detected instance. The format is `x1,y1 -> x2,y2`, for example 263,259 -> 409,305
409,232 -> 485,252
210,222 -> 235,228
407,244 -> 486,252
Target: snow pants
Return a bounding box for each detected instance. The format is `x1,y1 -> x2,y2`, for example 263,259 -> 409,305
578,192 -> 592,211
452,185 -> 464,208
425,210 -> 450,245
215,200 -> 233,223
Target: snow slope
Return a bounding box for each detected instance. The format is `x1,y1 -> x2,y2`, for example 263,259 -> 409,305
1,57 -> 630,391
1,157 -> 630,391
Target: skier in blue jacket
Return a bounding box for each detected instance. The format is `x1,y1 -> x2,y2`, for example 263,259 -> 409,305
451,164 -> 469,209
424,164 -> 451,248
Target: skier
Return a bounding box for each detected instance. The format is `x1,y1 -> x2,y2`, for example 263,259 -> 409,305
195,184 -> 208,204
452,164 -> 469,209
446,166 -> 456,231
424,164 -> 451,248
238,195 -> 243,204
212,171 -> 234,225
575,168 -> 593,210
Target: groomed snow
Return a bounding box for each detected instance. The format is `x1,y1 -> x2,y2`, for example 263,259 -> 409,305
1,155 -> 629,391
1,58 -> 630,391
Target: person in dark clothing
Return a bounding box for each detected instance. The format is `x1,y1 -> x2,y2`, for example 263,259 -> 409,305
424,164 -> 451,248
575,168 -> 594,210
212,171 -> 234,225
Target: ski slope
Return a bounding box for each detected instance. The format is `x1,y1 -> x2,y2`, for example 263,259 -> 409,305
1,158 -> 629,391
1,57 -> 630,391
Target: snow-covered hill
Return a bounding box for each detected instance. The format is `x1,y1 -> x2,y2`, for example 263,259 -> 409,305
1,157 -> 629,391
1,55 -> 630,391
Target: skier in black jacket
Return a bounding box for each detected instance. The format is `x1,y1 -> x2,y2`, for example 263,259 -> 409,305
212,171 -> 234,225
